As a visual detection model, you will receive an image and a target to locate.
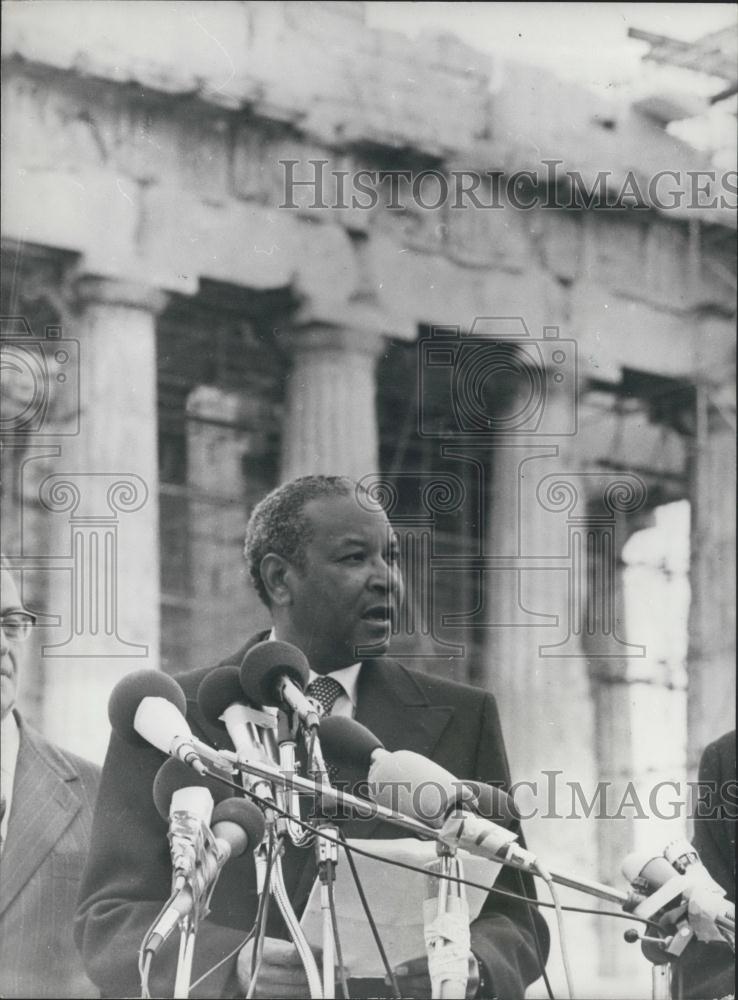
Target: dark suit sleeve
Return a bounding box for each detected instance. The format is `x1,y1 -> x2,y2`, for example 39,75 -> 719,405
674,734 -> 736,1000
468,693 -> 550,999
74,732 -> 246,999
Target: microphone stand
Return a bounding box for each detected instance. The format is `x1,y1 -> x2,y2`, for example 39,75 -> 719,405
424,840 -> 471,1000
174,916 -> 196,999
170,826 -> 225,999
307,727 -> 341,1000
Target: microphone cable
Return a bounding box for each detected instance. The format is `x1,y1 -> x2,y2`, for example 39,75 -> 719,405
203,765 -> 662,930
538,864 -> 576,1000
327,871 -> 351,1000
246,828 -> 277,1000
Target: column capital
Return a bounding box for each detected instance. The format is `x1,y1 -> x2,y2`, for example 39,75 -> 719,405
74,275 -> 169,314
279,297 -> 387,358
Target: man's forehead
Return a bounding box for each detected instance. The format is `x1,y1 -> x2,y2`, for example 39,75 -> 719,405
302,493 -> 391,539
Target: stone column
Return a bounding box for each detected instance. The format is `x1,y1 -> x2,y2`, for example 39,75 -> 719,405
279,320 -> 383,483
687,351 -> 736,778
482,393 -> 604,993
40,277 -> 166,763
185,385 -> 269,670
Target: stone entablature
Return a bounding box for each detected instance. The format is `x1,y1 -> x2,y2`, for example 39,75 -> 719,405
3,60 -> 734,377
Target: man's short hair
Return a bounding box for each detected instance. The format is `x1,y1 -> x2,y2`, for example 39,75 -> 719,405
244,475 -> 358,606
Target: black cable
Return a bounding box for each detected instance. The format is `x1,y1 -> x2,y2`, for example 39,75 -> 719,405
247,830 -> 277,1000
203,768 -> 662,932
338,828 -> 402,999
188,929 -> 256,993
515,867 -> 556,1000
327,872 -> 351,1000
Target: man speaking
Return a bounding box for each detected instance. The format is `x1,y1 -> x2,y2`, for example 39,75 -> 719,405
75,475 -> 548,998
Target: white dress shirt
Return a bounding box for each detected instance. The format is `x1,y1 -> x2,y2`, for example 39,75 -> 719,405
0,711 -> 20,851
267,629 -> 361,718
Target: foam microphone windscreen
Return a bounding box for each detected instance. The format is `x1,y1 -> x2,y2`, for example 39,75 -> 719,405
153,757 -> 232,821
368,750 -> 478,829
464,782 -> 519,831
212,798 -> 266,856
239,640 -> 310,707
197,666 -> 245,728
108,669 -> 187,746
319,716 -> 385,770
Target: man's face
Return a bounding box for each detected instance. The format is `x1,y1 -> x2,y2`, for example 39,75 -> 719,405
280,494 -> 405,672
0,568 -> 25,720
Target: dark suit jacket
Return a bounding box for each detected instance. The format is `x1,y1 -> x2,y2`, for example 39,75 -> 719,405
75,636 -> 549,999
675,730 -> 736,1000
0,714 -> 101,999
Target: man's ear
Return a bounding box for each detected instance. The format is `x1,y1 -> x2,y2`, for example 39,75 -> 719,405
260,553 -> 292,607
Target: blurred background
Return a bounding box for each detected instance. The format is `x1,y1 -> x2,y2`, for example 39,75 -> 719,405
1,3 -> 735,996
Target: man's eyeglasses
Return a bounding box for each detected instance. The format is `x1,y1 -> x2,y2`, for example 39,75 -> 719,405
0,612 -> 37,643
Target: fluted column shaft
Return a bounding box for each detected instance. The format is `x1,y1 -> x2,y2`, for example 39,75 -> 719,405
41,277 -> 165,762
280,325 -> 382,483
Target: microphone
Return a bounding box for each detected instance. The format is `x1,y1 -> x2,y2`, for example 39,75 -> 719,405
153,758 -> 233,814
197,666 -> 273,763
240,640 -> 319,729
622,851 -> 681,898
197,666 -> 277,803
163,786 -> 214,887
367,750 -> 537,870
663,838 -> 727,893
318,715 -> 387,771
622,848 -> 735,942
108,668 -> 187,744
109,670 -> 205,775
108,670 -> 230,776
146,797 -> 266,955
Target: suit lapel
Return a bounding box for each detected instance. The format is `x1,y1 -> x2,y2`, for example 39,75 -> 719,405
355,658 -> 454,758
346,658 -> 454,838
0,724 -> 81,918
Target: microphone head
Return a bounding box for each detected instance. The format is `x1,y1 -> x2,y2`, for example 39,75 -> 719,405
465,782 -> 519,831
153,757 -> 232,821
621,851 -> 678,893
108,669 -> 187,746
368,749 -> 478,829
319,716 -> 385,771
239,640 -> 310,708
212,797 -> 266,856
197,666 -> 246,728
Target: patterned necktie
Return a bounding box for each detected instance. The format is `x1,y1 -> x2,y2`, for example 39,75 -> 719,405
306,676 -> 345,785
306,675 -> 345,717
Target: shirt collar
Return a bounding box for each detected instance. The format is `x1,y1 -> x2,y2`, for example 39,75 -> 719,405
266,630 -> 362,708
